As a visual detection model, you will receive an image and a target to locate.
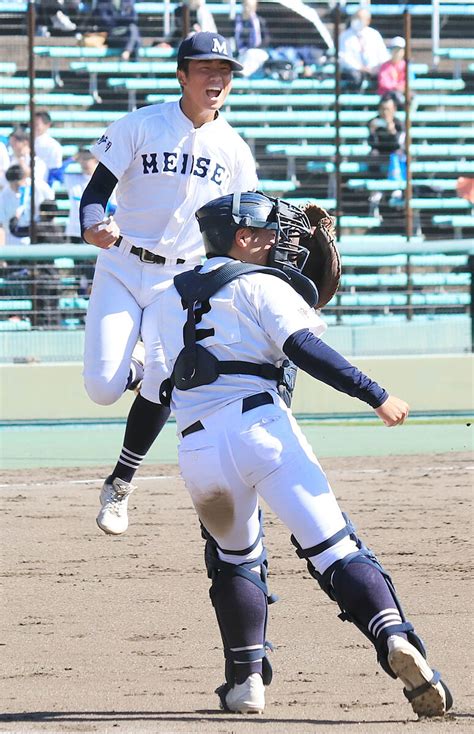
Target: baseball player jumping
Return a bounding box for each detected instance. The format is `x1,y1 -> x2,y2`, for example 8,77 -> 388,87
79,33 -> 258,535
154,191 -> 453,718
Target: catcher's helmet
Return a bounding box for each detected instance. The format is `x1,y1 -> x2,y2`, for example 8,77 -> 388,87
195,191 -> 312,272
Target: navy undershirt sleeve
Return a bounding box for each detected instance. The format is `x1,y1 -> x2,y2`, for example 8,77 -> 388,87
79,162 -> 118,239
283,328 -> 388,408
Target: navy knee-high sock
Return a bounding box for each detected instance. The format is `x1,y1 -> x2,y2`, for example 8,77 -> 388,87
212,574 -> 267,684
111,394 -> 171,483
332,561 -> 407,643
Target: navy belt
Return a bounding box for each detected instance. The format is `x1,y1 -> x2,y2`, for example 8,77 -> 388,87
115,237 -> 185,265
181,391 -> 274,438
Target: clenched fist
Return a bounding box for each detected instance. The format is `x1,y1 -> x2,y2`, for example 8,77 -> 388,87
374,395 -> 409,427
83,216 -> 121,249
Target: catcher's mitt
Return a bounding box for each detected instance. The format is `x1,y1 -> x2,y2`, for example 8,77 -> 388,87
300,202 -> 341,309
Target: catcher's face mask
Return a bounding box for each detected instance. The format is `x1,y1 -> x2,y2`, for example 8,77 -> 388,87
229,192 -> 311,272
196,191 -> 311,270
264,197 -> 311,272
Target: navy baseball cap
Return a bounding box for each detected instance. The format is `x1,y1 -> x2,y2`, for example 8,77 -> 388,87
177,32 -> 243,71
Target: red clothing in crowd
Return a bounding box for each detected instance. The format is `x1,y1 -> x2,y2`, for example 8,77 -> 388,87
377,59 -> 406,96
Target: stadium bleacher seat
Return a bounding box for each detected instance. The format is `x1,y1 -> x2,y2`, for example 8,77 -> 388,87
0,318 -> 31,331
34,45 -> 175,59
433,215 -> 474,227
0,299 -> 33,311
341,274 -> 408,287
0,62 -> 16,73
0,92 -> 94,106
409,199 -> 471,210
0,76 -> 54,89
347,179 -> 461,191
414,94 -> 474,106
435,47 -> 474,59
70,60 -> 177,75
345,3 -> 474,15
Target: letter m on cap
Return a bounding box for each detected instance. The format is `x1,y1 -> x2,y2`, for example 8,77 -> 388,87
212,37 -> 227,55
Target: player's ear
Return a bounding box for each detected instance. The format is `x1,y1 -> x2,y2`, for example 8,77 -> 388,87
234,227 -> 252,250
176,69 -> 186,89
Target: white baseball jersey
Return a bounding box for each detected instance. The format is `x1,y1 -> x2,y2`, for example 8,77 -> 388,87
0,178 -> 54,245
35,133 -> 64,176
91,102 -> 258,260
157,256 -> 327,430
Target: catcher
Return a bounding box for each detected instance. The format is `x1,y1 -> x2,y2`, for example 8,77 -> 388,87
155,191 -> 452,717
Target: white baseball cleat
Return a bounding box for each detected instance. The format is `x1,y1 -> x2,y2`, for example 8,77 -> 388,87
96,476 -> 135,535
387,635 -> 453,718
216,674 -> 265,714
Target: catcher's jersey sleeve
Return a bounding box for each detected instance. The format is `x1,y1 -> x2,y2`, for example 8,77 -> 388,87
249,275 -> 327,350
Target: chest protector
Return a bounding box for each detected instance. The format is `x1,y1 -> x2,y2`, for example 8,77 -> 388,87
159,261 -> 318,406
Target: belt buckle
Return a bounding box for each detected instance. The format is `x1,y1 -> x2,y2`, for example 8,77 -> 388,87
139,248 -> 157,264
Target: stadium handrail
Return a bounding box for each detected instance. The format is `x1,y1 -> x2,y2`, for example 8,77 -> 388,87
2,239 -> 472,261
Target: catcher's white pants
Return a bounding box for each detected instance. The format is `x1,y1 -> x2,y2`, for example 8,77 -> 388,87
83,239 -> 199,405
178,394 -> 358,573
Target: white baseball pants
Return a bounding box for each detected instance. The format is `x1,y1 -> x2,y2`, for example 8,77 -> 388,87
178,393 -> 358,573
83,239 -> 199,405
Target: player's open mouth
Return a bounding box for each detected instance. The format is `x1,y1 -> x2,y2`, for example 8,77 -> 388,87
207,88 -> 222,100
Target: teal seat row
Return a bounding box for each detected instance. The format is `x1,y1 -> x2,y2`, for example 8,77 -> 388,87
346,3 -> 474,16
410,292 -> 471,306
0,318 -> 31,331
0,92 -> 94,106
409,199 -> 471,210
34,45 -> 175,59
106,76 -> 465,93
0,299 -> 33,311
0,62 -> 16,74
59,296 -> 89,310
341,274 -> 408,287
70,60 -> 177,74
0,77 -> 55,89
433,215 -> 474,226
341,254 -> 469,268
347,179 -> 461,191
147,91 -> 474,107
340,293 -> 408,307
269,143 -> 474,158
410,273 -> 471,286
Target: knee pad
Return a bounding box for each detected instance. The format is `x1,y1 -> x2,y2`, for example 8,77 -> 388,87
291,513 -> 426,678
201,512 -> 276,686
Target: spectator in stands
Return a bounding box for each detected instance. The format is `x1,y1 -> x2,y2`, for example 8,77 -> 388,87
157,0 -> 217,49
339,6 -> 389,91
64,150 -> 100,243
234,0 -> 270,77
9,128 -> 48,185
0,140 -> 10,190
34,111 -> 64,185
36,0 -> 77,35
0,165 -> 55,246
377,36 -> 407,108
367,96 -> 405,217
91,0 -> 142,61
456,177 -> 474,205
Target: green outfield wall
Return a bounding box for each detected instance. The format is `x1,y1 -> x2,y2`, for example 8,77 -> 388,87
1,354 -> 472,421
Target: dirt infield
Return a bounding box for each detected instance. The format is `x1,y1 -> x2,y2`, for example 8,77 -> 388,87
1,452 -> 473,734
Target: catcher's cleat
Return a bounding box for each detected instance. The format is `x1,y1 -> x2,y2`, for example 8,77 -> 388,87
96,476 -> 136,535
127,340 -> 145,394
216,674 -> 265,714
387,635 -> 453,718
